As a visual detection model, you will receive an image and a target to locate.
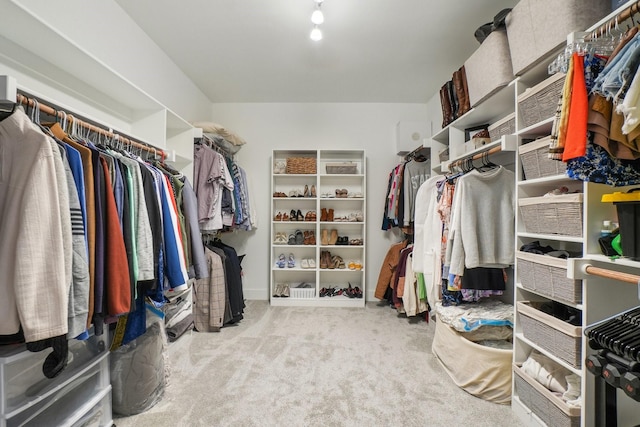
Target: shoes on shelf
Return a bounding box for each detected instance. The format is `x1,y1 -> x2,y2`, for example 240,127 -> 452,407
336,236 -> 348,245
273,232 -> 287,244
305,210 -> 317,221
321,229 -> 328,245
355,211 -> 364,222
308,230 -> 316,245
295,229 -> 304,245
297,209 -> 304,221
288,233 -> 296,245
308,258 -> 316,268
273,283 -> 284,297
287,253 -> 295,268
301,258 -> 310,268
320,250 -> 331,269
329,229 -> 338,245
274,212 -> 282,221
290,209 -> 297,221
311,185 -> 317,197
281,284 -> 290,297
320,208 -> 328,222
303,184 -> 310,197
276,254 -> 286,268
282,212 -> 290,221
331,255 -> 346,269
349,238 -> 363,245
328,208 -> 334,222
335,188 -> 348,198
273,192 -> 287,197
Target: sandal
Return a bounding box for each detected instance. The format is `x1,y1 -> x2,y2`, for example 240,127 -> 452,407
288,234 -> 296,245
287,253 -> 295,268
276,254 -> 286,268
295,229 -> 304,245
297,209 -> 304,221
282,212 -> 290,221
274,212 -> 282,221
290,209 -> 297,221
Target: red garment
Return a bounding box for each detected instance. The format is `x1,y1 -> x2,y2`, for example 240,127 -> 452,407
563,53 -> 588,161
100,158 -> 131,315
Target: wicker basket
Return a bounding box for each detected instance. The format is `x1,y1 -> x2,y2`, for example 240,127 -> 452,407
488,113 -> 516,142
518,73 -> 565,129
289,286 -> 315,299
519,136 -> 567,180
286,157 -> 317,174
513,364 -> 581,427
516,251 -> 582,304
517,301 -> 582,368
518,193 -> 583,237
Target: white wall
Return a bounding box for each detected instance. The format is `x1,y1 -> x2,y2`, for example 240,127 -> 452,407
210,102 -> 428,301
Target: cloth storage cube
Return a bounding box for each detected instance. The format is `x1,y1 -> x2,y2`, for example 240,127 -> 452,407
488,113 -> 515,142
517,301 -> 582,368
464,29 -> 514,107
516,251 -> 582,304
518,73 -> 565,129
513,364 -> 580,427
518,193 -> 583,237
519,136 -> 567,180
506,0 -> 610,76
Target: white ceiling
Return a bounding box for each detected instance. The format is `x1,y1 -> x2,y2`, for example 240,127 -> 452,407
115,0 -> 517,103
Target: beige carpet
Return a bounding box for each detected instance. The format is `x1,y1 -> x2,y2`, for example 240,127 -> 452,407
114,300 -> 523,427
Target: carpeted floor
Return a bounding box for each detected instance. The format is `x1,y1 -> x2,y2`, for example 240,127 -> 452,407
113,300 -> 523,427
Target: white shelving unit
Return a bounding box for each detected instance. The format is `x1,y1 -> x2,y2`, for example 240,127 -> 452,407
270,150 -> 366,308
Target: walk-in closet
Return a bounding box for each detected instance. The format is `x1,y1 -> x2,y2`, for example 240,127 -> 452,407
2,1 -> 640,426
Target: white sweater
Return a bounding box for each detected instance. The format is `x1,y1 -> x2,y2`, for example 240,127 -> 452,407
448,167 -> 515,276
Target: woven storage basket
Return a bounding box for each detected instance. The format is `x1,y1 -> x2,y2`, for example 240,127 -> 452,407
289,286 -> 315,299
516,251 -> 582,304
286,157 -> 317,174
517,301 -> 582,368
513,364 -> 580,427
488,113 -> 516,142
518,73 -> 565,129
519,136 -> 567,180
518,193 -> 583,237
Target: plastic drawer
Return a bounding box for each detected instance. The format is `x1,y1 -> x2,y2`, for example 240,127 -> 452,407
0,332 -> 107,415
3,354 -> 109,427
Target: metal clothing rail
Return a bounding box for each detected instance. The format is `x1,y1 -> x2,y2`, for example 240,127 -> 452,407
448,144 -> 502,169
16,93 -> 166,161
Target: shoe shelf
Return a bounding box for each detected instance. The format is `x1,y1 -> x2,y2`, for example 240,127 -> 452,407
271,149 -> 366,307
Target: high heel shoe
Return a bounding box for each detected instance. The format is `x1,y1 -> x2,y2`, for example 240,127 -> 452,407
303,184 -> 310,197
297,209 -> 304,221
311,184 -> 317,197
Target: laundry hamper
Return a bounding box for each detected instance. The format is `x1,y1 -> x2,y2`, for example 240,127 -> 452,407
519,136 -> 567,180
516,251 -> 582,304
517,301 -> 582,368
518,193 -> 583,237
513,364 -> 580,427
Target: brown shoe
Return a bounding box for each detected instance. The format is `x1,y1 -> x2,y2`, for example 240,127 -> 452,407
320,208 -> 328,222
329,229 -> 338,245
328,208 -> 334,222
321,229 -> 329,245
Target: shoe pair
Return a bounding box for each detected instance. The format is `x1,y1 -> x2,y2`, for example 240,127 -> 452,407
303,230 -> 316,245
304,210 -> 317,221
274,211 -> 290,221
303,184 -> 317,197
336,236 -> 349,245
320,208 -> 334,222
273,232 -> 287,244
273,283 -> 290,297
300,258 -> 316,269
289,209 -> 304,221
288,229 -> 304,245
322,229 -> 338,245
347,260 -> 363,270
273,192 -> 287,197
335,188 -> 348,198
349,238 -> 363,246
276,253 -> 295,268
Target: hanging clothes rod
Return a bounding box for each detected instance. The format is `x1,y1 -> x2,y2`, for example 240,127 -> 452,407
448,144 -> 502,169
16,93 -> 166,161
404,144 -> 424,160
589,0 -> 640,39
583,264 -> 640,285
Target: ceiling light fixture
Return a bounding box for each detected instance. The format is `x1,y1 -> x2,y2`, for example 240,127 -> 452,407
310,25 -> 323,41
309,0 -> 324,41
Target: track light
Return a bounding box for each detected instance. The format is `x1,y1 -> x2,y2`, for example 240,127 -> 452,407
311,8 -> 324,25
310,25 -> 322,41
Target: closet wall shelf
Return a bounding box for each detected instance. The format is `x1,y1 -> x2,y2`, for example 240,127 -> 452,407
515,283 -> 584,310
516,117 -> 554,137
515,333 -> 583,376
517,232 -> 584,244
517,173 -> 569,187
443,135 -> 517,172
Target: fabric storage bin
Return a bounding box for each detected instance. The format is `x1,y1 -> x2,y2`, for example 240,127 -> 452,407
289,286 -> 315,299
464,29 -> 514,107
516,251 -> 582,304
518,193 -> 583,237
326,162 -> 357,174
602,189 -> 640,261
519,136 -> 567,180
518,73 -> 565,129
286,157 -> 316,174
517,301 -> 582,368
513,364 -> 580,427
488,113 -> 515,142
506,0 -> 610,76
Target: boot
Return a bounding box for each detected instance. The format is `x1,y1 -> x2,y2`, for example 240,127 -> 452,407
327,209 -> 334,222
439,85 -> 452,128
321,229 -> 329,245
447,80 -> 458,122
320,207 -> 328,222
460,65 -> 471,113
453,67 -> 469,117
